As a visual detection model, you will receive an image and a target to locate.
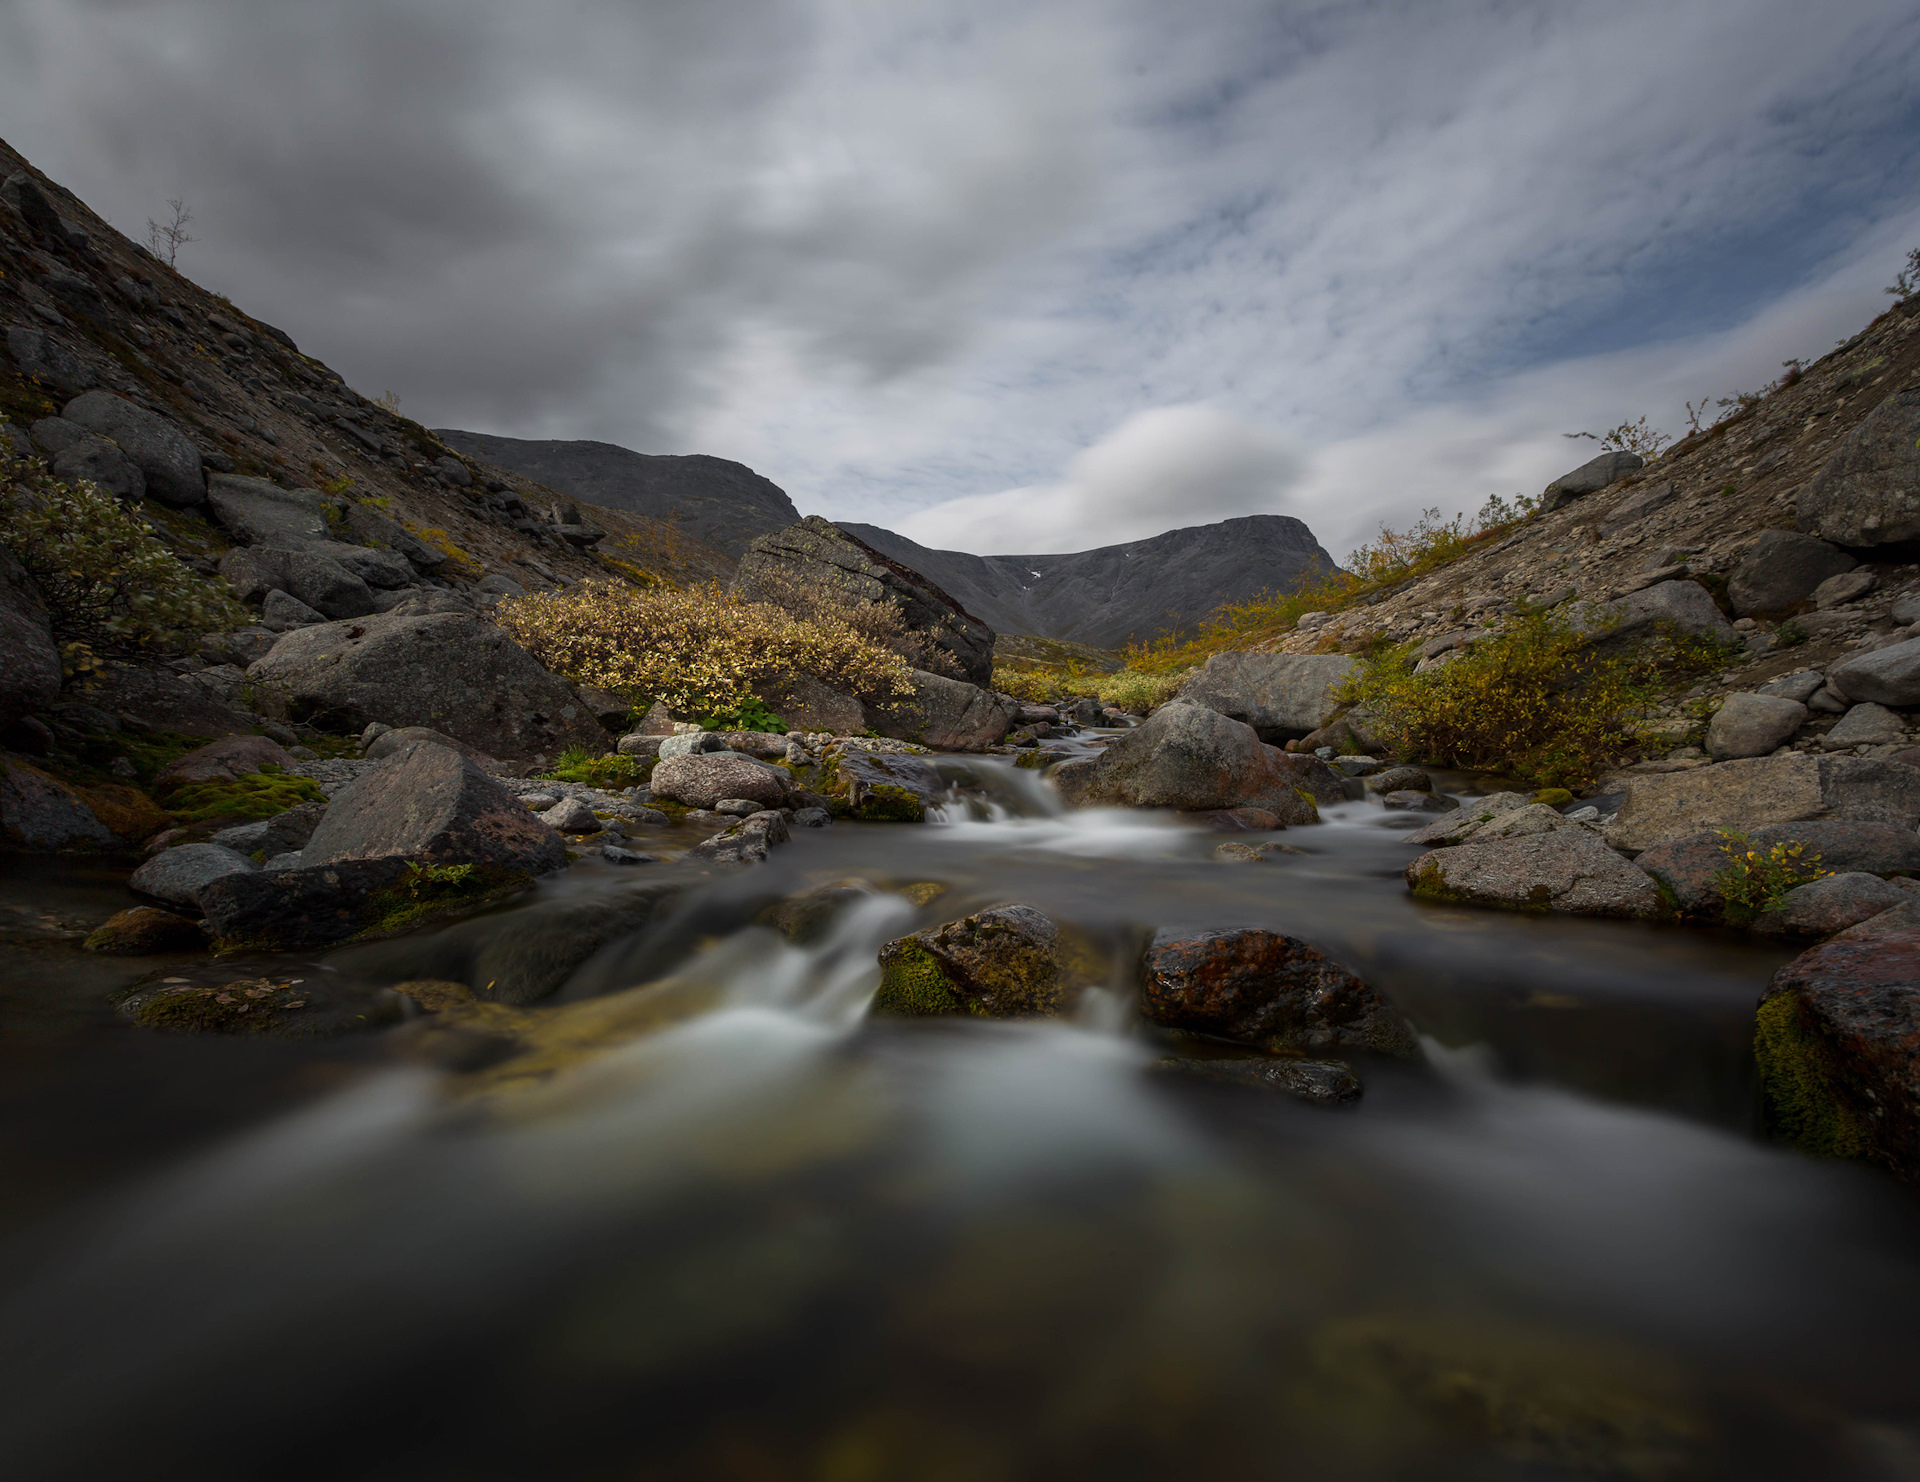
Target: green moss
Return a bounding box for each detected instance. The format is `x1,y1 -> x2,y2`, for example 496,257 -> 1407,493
870,939 -> 976,1017
1408,859 -> 1459,903
1014,751 -> 1054,771
1753,990 -> 1870,1161
856,783 -> 925,823
357,862 -> 530,941
125,977 -> 306,1034
1531,787 -> 1574,808
1293,787 -> 1321,821
542,749 -> 652,789
161,768 -> 323,823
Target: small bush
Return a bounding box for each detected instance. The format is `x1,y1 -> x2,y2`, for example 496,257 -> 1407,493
700,697 -> 788,734
1341,611 -> 1702,790
1715,832 -> 1829,924
1775,619 -> 1808,649
740,566 -> 964,678
498,580 -> 914,717
1090,667 -> 1189,714
1,450 -> 242,660
1564,416 -> 1669,460
992,667 -> 1056,703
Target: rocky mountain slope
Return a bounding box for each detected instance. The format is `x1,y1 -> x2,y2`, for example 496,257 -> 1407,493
433,429 -> 800,558
840,514 -> 1338,649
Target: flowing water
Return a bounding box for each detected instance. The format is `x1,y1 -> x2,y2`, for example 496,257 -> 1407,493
3,742 -> 1919,1481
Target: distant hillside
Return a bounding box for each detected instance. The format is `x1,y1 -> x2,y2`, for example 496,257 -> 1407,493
434,430 -> 799,558
838,515 -> 1338,649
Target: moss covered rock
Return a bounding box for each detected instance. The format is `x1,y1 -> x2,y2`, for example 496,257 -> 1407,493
83,906 -> 206,955
873,904 -> 1096,1019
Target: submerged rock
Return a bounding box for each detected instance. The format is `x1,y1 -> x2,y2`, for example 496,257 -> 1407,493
82,906 -> 206,955
872,904 -> 1094,1019
197,856 -> 534,953
684,809 -> 790,867
1141,927 -> 1418,1057
1150,1055 -> 1362,1105
1407,831 -> 1664,919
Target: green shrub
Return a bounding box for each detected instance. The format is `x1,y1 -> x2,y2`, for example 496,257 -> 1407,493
1775,619 -> 1808,649
1715,831 -> 1829,925
992,666 -> 1056,703
700,697 -> 787,733
1090,667 -> 1189,714
1,449 -> 243,662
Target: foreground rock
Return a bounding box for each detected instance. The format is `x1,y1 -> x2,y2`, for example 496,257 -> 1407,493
1635,820 -> 1920,918
1755,928 -> 1920,1177
246,612 -> 607,763
0,756 -> 117,851
1407,831 -> 1664,919
810,746 -> 947,822
1141,927 -> 1419,1057
60,389 -> 205,505
1606,755 -> 1920,853
301,743 -> 568,874
1175,652 -> 1355,742
1707,692 -> 1809,761
128,843 -> 258,912
82,907 -> 206,955
1050,701 -> 1319,823
1725,530 -> 1856,617
872,904 -> 1095,1018
684,809 -> 789,866
197,856 -> 533,953
1797,384 -> 1920,547
649,752 -> 791,811
863,668 -> 1015,751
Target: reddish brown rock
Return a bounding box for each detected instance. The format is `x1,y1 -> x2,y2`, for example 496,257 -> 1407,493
1141,927 -> 1418,1057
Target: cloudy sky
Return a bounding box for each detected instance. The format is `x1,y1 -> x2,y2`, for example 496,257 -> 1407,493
4,0 -> 1918,559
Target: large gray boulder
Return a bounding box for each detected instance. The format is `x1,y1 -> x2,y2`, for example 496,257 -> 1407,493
1541,450 -> 1642,511
60,390 -> 204,505
649,753 -> 790,810
731,516 -> 994,685
0,550 -> 61,718
325,542 -> 415,590
129,842 -> 258,912
1726,530 -> 1857,617
1824,702 -> 1905,749
752,673 -> 864,735
1798,385 -> 1920,546
1175,651 -> 1355,742
302,742 -> 566,873
1049,700 -> 1317,822
222,545 -> 377,619
1606,754 -> 1920,853
337,499 -> 446,571
1707,692 -> 1808,760
1759,873 -> 1911,937
1829,638 -> 1920,708
1636,820 -> 1920,918
1407,830 -> 1664,918
51,434 -> 145,501
863,669 -> 1015,751
5,326 -> 95,393
205,476 -> 331,546
1575,579 -> 1738,653
0,756 -> 116,851
246,612 -> 608,762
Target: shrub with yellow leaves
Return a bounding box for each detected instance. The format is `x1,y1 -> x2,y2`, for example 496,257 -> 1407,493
496,580 -> 915,718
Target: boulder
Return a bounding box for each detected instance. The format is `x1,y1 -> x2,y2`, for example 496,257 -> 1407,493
1707,693 -> 1808,760
1828,638 -> 1920,709
1404,792 -> 1531,846
1383,790 -> 1455,813
1726,530 -> 1857,617
1407,830 -> 1664,918
818,748 -> 945,821
59,390 -> 203,505
1541,450 -> 1642,510
1823,702 -> 1905,749
153,735 -> 297,793
1049,701 -> 1318,822
247,612 -> 607,762
615,733 -> 663,759
363,726 -> 501,770
1814,570 -> 1877,609
863,668 -> 1016,751
196,855 -> 513,953
684,809 -> 790,866
1635,820 -> 1920,918
4,325 -> 95,392
1754,928 -> 1920,1175
51,433 -> 144,501
0,756 -> 116,850
649,753 -> 790,811
751,673 -> 865,735
1364,765 -> 1431,794
129,842 -> 258,911
1176,651 -> 1356,742
326,542 -> 416,590
0,549 -> 62,718
1758,671 -> 1825,703
231,545 -> 377,619
1141,927 -> 1419,1056
658,730 -> 730,759
1269,749 -> 1347,807
1605,755 -> 1920,852
82,906 -> 206,955
872,904 -> 1092,1018
301,743 -> 568,873
1575,580 -> 1738,653
732,516 -> 995,685
210,800 -> 325,859
81,662 -> 257,739
1797,385 -> 1920,547
540,797 -> 601,833
337,500 -> 446,571
262,589 -> 327,630
1758,873 -> 1911,937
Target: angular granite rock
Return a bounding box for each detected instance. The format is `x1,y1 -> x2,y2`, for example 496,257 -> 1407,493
1823,702 -> 1905,750
1829,638 -> 1920,709
863,668 -> 1016,751
1607,755 -> 1920,853
1176,651 -> 1356,742
1726,530 -> 1856,618
1797,385 -> 1920,547
60,390 -> 204,505
1541,450 -> 1641,510
1757,872 -> 1911,938
1141,926 -> 1419,1056
1049,701 -> 1318,823
1407,830 -> 1664,919
1707,692 -> 1809,761
684,809 -> 790,866
129,842 -> 258,911
1635,819 -> 1920,918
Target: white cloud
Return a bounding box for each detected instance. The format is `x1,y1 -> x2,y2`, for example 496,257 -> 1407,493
897,404 -> 1301,552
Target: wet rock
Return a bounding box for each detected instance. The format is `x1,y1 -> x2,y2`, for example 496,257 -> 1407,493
684,809 -> 790,866
82,906 -> 206,955
714,798 -> 762,816
51,433 -> 144,501
1141,926 -> 1419,1056
792,805 -> 832,828
129,842 -> 258,911
650,753 -> 790,811
1707,692 -> 1809,760
59,390 -> 204,505
863,668 -> 1016,751
1636,820 -> 1920,918
363,725 -> 502,770
1364,766 -> 1431,794
1758,670 -> 1825,703
302,743 -> 567,873
1757,872 -> 1911,937
1212,841 -> 1300,862
874,903 -> 1095,1018
1150,1054 -> 1362,1105
119,972 -> 402,1038
1383,790 -> 1456,813
1404,793 -> 1534,846
247,612 -> 607,762
1407,831 -> 1664,918
0,757 -> 116,851
1049,701 -> 1318,822
540,796 -> 601,833
459,882 -> 683,1004
761,882 -> 874,944
1606,755 -> 1920,853
1176,651 -> 1356,742
1797,384 -> 1920,547
733,515 -> 993,683
600,845 -> 656,865
0,549 -> 62,718
1823,702 -> 1905,749
197,855 -> 528,953
1829,637 -> 1920,709
817,748 -> 945,822
1540,449 -> 1641,510
1726,530 -> 1856,617
154,734 -> 298,793
1754,928 -> 1920,1175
